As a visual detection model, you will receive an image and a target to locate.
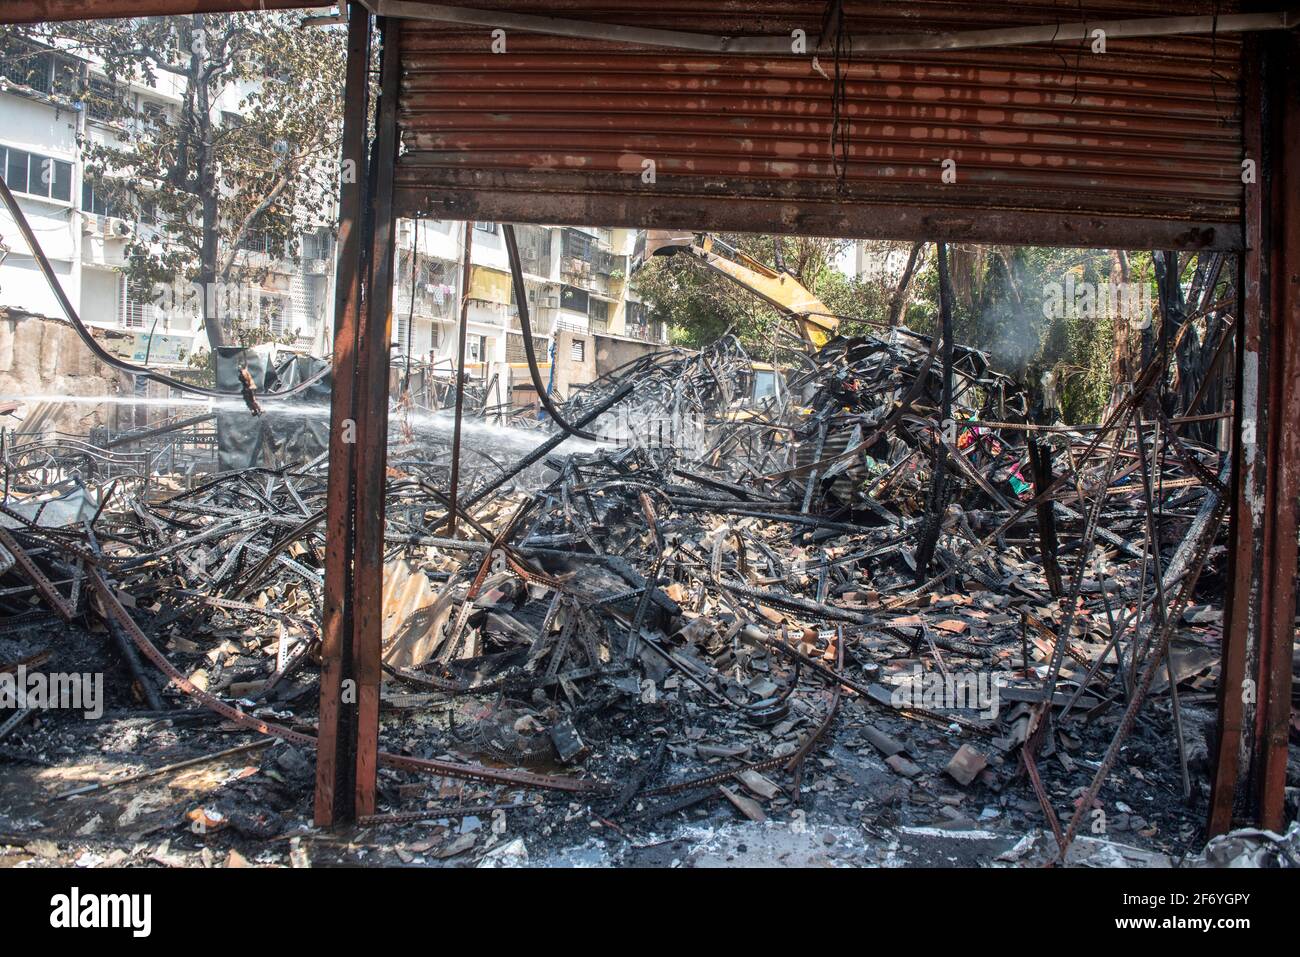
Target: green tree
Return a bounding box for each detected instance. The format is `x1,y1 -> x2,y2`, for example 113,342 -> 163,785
15,12 -> 345,349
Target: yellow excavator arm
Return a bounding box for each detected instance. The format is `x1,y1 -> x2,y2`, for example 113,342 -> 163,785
643,231 -> 839,350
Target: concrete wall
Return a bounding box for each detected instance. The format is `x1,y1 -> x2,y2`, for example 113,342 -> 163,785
593,332 -> 675,379
0,309 -> 128,434
549,328 -> 597,397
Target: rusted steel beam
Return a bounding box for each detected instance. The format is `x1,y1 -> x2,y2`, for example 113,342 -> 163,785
446,222 -> 474,538
1209,27 -> 1300,836
1,0 -> 330,22
1255,25 -> 1300,832
315,2 -> 372,830
1209,79 -> 1261,836
396,184 -> 1239,251
0,526 -> 74,621
349,13 -> 403,820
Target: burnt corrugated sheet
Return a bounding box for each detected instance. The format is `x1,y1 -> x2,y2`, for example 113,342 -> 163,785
393,1 -> 1244,248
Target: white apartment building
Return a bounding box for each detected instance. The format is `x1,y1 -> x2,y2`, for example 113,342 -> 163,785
0,37 -> 662,389
854,240 -> 923,287
392,220 -> 663,403
0,35 -> 335,364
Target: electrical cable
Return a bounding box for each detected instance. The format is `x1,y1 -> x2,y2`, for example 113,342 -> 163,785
0,175 -> 329,403
502,222 -> 600,441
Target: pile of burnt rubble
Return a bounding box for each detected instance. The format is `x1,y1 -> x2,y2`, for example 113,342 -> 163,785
0,326 -> 1279,867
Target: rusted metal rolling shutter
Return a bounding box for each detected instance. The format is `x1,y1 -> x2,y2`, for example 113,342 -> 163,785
393,1 -> 1244,248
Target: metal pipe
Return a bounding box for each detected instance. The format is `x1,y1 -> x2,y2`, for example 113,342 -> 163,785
447,221 -> 474,537
0,177 -> 328,403
372,2 -> 1298,55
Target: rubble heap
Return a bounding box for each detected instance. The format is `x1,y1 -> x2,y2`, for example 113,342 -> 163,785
0,327 -> 1243,866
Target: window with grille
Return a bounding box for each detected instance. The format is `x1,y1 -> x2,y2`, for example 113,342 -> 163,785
570,339 -> 585,362
0,40 -> 52,93
563,229 -> 594,262
261,294 -> 294,338
0,38 -> 79,99
506,333 -> 547,362
303,228 -> 334,261
120,277 -> 155,330
239,219 -> 287,256
84,76 -> 126,123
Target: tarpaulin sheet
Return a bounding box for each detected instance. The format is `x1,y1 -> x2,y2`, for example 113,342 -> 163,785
215,348 -> 330,472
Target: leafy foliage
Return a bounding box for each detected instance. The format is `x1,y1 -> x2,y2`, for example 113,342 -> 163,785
15,13 -> 346,348
633,233 -> 888,355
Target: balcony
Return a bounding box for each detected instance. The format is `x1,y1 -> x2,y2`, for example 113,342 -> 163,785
393,289 -> 455,323
559,255 -> 591,283
592,250 -> 628,278
624,321 -> 668,344
507,306 -> 557,335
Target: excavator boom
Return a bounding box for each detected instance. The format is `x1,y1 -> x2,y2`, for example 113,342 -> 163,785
642,231 -> 839,349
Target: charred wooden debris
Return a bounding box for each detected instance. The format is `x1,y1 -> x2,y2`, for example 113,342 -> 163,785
0,320 -> 1236,863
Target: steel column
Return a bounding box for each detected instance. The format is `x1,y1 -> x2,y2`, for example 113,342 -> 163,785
1255,24 -> 1300,831
1209,26 -> 1299,836
315,1 -> 372,829
350,14 -> 404,819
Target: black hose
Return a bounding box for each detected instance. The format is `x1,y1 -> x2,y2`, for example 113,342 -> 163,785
502,223 -> 601,441
0,176 -> 328,403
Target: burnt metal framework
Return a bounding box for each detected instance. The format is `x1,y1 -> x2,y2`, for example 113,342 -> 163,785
3,0 -> 1294,834
321,1 -> 1300,833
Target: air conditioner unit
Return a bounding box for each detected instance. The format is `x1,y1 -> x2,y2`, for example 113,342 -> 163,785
542,296 -> 559,308
304,258 -> 328,275
104,217 -> 132,238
